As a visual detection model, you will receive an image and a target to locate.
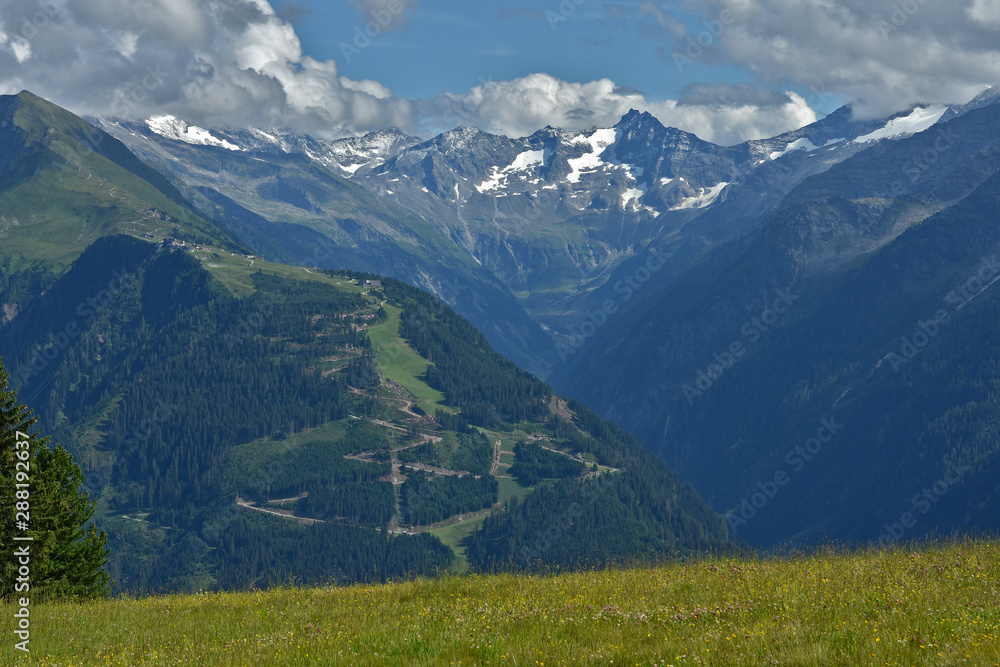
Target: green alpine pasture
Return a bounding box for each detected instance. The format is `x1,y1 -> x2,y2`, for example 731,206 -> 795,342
3,538 -> 998,665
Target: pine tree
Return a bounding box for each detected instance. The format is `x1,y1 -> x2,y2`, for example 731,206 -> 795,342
0,358 -> 111,600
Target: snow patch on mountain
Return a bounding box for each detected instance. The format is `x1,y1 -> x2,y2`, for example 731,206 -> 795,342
622,186 -> 645,208
853,106 -> 947,143
248,128 -> 283,147
145,115 -> 241,151
615,162 -> 648,210
769,137 -> 818,159
476,149 -> 546,193
672,182 -> 729,210
566,128 -> 616,184
769,137 -> 848,160
337,161 -> 363,175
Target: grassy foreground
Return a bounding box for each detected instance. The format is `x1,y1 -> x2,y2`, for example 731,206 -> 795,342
3,539 -> 998,665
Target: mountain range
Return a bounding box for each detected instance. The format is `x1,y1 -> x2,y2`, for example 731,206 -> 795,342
0,91 -> 730,593
3,86 -> 1000,591
556,90 -> 1000,545
88,89 -> 997,373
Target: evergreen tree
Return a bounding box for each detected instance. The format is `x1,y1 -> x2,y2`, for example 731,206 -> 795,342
0,358 -> 111,600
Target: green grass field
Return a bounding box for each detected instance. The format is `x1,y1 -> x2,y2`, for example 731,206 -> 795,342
496,475 -> 532,505
195,250 -> 353,298
4,538 -> 998,665
366,303 -> 448,415
428,516 -> 488,573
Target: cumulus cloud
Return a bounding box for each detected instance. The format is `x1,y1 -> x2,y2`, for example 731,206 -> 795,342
0,0 -> 815,144
968,0 -> 1000,27
0,0 -> 416,136
667,0 -> 1000,118
421,74 -> 816,145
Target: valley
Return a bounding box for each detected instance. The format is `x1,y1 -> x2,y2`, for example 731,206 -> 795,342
3,86 -> 1000,600
5,1 -> 1000,663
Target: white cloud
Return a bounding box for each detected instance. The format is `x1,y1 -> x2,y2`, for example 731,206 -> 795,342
10,37 -> 31,63
422,74 -> 816,145
669,0 -> 1000,119
339,76 -> 394,100
1,0 -> 998,144
0,0 -> 417,136
0,0 -> 818,144
106,30 -> 139,60
968,0 -> 1000,26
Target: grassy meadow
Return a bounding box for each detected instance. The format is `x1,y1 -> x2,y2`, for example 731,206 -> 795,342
3,538 -> 998,665
366,302 -> 449,415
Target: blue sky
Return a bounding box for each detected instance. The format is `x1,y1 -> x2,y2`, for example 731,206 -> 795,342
286,1 -> 769,107
0,0 -> 995,144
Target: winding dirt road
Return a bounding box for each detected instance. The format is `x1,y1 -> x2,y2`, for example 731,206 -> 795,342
490,437 -> 501,476
235,496 -> 324,525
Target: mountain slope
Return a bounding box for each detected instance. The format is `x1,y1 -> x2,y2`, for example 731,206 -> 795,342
0,91 -> 243,332
92,115 -> 554,374
553,99 -> 1000,545
92,100 -> 925,377
0,231 -> 730,592
0,92 -> 237,270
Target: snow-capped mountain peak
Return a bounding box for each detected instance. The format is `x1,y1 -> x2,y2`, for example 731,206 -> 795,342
476,149 -> 546,193
852,106 -> 948,143
145,115 -> 241,151
566,128 -> 616,183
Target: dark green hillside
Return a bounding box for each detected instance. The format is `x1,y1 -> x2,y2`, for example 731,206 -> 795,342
0,233 -> 731,593
508,440 -> 586,485
465,401 -> 730,572
0,91 -> 733,595
379,278 -> 731,569
384,278 -> 553,427
1,235 -> 458,592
